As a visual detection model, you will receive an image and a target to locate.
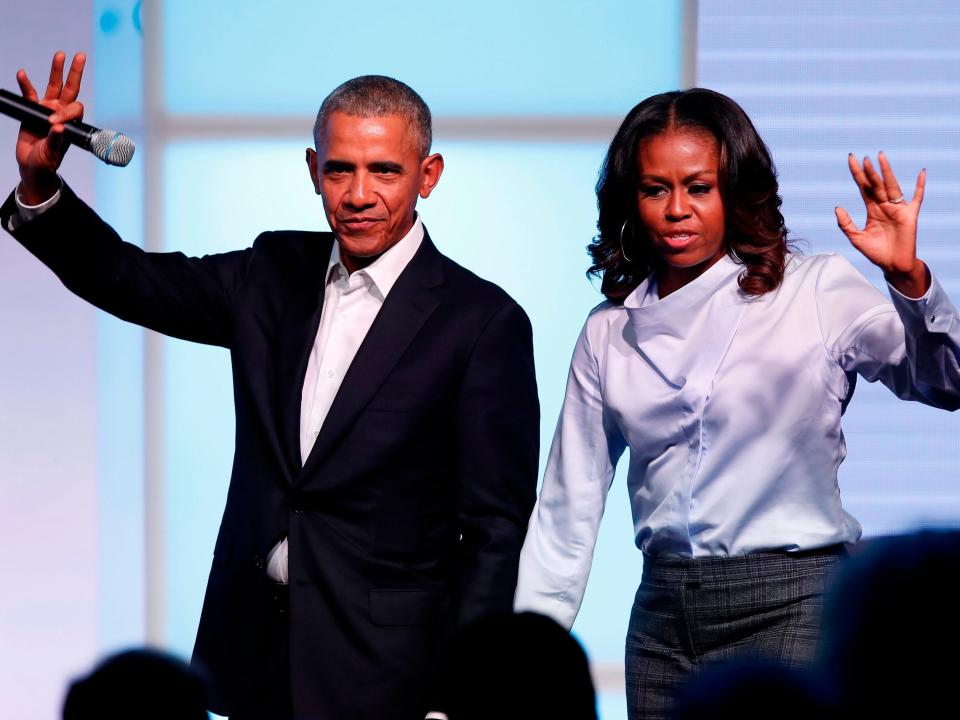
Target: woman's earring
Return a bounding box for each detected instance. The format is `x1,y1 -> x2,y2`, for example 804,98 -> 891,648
620,220 -> 633,263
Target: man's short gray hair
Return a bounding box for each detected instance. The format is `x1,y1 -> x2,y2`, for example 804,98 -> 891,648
313,75 -> 433,159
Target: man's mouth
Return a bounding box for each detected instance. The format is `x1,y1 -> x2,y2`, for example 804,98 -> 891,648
340,217 -> 383,231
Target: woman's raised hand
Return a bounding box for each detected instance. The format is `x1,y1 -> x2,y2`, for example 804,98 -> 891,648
835,152 -> 929,297
15,52 -> 86,204
836,152 -> 928,297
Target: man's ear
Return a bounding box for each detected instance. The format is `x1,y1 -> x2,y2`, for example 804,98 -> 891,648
418,153 -> 444,199
306,148 -> 321,194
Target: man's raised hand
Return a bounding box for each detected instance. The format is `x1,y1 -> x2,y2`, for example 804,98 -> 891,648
15,52 -> 86,204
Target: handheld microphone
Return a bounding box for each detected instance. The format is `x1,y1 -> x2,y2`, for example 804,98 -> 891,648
0,88 -> 135,167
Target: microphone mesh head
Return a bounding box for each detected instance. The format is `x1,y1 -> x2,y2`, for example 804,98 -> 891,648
90,129 -> 136,167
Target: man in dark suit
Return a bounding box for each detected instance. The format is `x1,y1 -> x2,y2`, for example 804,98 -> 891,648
5,52 -> 539,720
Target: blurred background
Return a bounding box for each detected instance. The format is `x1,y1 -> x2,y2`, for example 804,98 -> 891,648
2,1 -> 959,718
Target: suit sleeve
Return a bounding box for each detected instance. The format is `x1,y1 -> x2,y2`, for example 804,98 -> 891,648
452,298 -> 540,627
2,183 -> 252,348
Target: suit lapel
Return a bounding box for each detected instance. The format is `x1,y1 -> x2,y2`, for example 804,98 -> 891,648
278,235 -> 335,476
299,234 -> 445,478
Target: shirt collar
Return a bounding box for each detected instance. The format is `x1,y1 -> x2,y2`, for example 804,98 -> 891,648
326,214 -> 425,297
624,252 -> 742,314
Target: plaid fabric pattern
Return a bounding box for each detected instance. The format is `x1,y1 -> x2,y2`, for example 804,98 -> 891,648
625,549 -> 844,720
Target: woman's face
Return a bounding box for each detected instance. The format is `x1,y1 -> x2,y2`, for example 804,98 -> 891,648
636,128 -> 726,293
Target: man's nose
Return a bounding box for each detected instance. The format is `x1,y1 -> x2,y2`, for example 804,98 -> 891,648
345,172 -> 374,207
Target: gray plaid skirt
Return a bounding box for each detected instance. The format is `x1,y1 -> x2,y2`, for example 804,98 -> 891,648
624,547 -> 845,720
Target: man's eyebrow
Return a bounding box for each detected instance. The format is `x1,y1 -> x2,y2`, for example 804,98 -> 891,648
322,160 -> 354,172
368,161 -> 405,173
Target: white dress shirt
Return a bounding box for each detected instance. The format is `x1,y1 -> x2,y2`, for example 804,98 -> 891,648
515,251 -> 960,629
265,216 -> 424,582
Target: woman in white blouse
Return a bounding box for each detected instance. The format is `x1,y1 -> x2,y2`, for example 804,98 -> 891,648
514,88 -> 960,719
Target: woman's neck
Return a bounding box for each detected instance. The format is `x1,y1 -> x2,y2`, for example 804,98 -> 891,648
656,250 -> 726,299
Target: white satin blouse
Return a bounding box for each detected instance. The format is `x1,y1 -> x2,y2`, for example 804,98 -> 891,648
515,252 -> 960,629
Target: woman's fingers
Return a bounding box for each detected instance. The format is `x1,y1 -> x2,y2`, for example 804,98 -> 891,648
912,168 -> 927,208
847,153 -> 874,203
878,152 -> 906,204
835,205 -> 860,240
862,156 -> 888,202
44,52 -> 66,101
851,152 -> 923,214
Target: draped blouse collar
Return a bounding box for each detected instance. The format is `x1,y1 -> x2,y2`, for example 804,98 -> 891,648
621,253 -> 747,389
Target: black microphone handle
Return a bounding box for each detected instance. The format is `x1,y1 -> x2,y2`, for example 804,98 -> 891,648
0,88 -> 96,149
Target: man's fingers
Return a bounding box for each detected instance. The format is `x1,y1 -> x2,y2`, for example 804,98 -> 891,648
877,151 -> 905,203
46,124 -> 66,157
912,168 -> 927,208
44,52 -> 66,101
48,101 -> 84,126
60,53 -> 86,104
16,69 -> 38,103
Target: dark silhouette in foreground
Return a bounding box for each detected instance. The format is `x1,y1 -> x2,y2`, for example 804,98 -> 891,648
671,659 -> 830,719
819,528 -> 960,716
441,612 -> 597,720
62,648 -> 208,720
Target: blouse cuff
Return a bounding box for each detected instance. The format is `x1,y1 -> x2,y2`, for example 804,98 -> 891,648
887,270 -> 956,335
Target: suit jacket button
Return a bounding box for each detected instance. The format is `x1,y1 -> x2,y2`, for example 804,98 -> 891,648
254,555 -> 264,569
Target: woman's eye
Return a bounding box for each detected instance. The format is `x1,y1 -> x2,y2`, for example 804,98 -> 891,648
689,184 -> 712,195
641,186 -> 666,198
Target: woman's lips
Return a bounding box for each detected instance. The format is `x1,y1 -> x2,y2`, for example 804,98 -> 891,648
660,231 -> 698,248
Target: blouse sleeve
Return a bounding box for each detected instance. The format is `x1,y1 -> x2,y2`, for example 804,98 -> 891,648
815,253 -> 960,410
514,314 -> 627,629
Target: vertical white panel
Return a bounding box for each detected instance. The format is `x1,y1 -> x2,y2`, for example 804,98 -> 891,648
0,5 -> 98,720
93,0 -> 147,655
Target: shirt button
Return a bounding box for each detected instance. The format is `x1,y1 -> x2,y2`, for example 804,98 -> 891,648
327,370 -> 335,378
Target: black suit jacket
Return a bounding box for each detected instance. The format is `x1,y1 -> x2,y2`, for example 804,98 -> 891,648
4,185 -> 540,719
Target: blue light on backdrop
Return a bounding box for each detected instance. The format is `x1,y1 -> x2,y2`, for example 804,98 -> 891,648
162,0 -> 682,118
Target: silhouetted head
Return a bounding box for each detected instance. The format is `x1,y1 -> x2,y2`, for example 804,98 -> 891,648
820,528 -> 960,715
672,659 -> 830,720
62,648 -> 208,720
441,611 -> 597,720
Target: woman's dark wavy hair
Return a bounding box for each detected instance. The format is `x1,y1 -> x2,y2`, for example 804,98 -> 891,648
589,88 -> 789,301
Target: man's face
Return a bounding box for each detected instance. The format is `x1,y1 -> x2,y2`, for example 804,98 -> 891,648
307,111 -> 443,273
